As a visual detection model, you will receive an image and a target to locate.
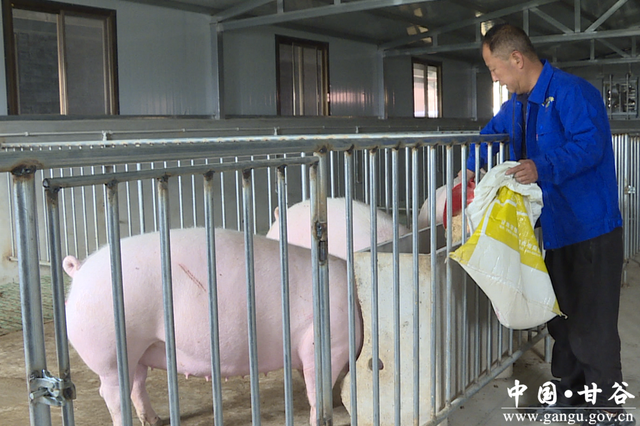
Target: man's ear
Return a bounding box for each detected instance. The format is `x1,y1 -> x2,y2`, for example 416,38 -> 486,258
510,51 -> 525,69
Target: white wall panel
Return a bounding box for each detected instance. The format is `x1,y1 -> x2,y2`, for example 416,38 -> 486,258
224,29 -> 278,116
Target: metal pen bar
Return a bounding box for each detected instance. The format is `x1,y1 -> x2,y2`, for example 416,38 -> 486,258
203,172 -> 224,426
45,187 -> 76,425
137,164 -> 146,234
405,147 -> 411,227
316,150 -> 333,425
91,166 -> 101,250
242,170 -> 262,426
384,149 -> 391,213
177,161 -> 186,229
80,168 -> 90,257
428,145 -> 438,419
43,157 -> 319,190
391,148 -> 402,425
156,176 -> 181,426
39,168 -> 51,262
445,145 -> 454,404
13,168 -> 52,426
235,162 -> 242,231
460,145 -> 469,388
251,156 -> 257,234
219,158 -> 227,228
344,149 -> 359,426
124,165 -> 133,236
105,181 -> 133,426
276,166 -> 295,426
309,162 -> 324,426
191,160 -> 198,227
369,149 -> 381,426
411,146 -> 421,426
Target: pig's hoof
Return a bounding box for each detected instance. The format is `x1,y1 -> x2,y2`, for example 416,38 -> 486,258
142,417 -> 163,426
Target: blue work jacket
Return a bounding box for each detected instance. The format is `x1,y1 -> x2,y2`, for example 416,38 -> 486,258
468,60 -> 622,250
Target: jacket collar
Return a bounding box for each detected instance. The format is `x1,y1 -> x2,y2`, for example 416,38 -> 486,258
528,59 -> 553,105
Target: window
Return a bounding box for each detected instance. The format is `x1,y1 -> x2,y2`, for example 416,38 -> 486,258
493,81 -> 510,116
276,36 -> 329,116
2,0 -> 118,115
413,60 -> 441,118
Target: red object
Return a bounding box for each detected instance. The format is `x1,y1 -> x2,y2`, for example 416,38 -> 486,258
443,180 -> 476,228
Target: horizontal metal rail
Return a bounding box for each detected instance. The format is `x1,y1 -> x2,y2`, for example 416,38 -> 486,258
0,133 -> 508,172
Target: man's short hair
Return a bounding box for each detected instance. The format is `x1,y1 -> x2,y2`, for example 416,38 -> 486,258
483,23 -> 538,60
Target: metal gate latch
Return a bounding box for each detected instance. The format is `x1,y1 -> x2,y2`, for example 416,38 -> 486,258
625,185 -> 636,195
29,370 -> 76,407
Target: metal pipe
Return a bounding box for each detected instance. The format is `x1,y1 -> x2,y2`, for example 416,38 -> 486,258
13,167 -> 52,426
276,166 -> 295,426
428,145 -> 438,419
344,149 -> 359,426
203,172 -> 224,426
445,145 -> 454,404
242,169 -> 262,426
104,180 -> 133,426
369,148 -> 381,426
45,187 -> 76,425
391,148 -> 402,425
156,176 -> 181,425
309,162 -> 324,425
411,146 -> 421,425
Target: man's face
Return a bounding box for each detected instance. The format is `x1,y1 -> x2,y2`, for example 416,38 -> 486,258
482,44 -> 522,94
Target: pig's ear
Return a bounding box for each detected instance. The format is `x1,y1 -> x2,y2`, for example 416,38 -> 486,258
273,206 -> 280,221
62,256 -> 81,278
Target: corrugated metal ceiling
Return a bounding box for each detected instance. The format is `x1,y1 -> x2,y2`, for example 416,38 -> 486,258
125,0 -> 640,67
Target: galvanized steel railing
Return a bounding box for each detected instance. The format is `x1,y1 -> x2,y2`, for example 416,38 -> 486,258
0,131 -> 566,426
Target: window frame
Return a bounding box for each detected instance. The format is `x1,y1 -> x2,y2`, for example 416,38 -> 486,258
275,35 -> 329,117
2,0 -> 119,115
412,58 -> 442,118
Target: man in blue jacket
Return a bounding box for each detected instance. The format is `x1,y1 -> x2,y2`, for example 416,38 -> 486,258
464,23 -> 633,426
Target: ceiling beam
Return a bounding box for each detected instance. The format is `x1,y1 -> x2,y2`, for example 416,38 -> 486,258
219,0 -> 439,31
212,0 -> 274,22
386,27 -> 640,56
120,0 -> 218,15
553,56 -> 640,67
530,6 -> 573,34
585,0 -> 628,32
379,0 -> 560,50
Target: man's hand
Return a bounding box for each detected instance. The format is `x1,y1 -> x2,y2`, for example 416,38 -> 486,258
506,160 -> 538,184
458,169 -> 476,183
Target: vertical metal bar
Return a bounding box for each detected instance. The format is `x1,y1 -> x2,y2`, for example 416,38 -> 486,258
428,145 -> 438,420
251,156 -> 257,234
276,166 -> 295,426
45,187 -> 76,424
7,168 -> 16,258
219,158 -> 227,228
191,160 -> 198,227
60,169 -> 70,255
329,150 -> 336,198
242,169 -> 261,426
178,161 -> 185,229
405,147 -> 411,227
316,149 -> 333,425
156,176 -> 181,426
236,160 -> 242,230
137,164 -> 146,234
344,150 -> 359,426
267,155 -> 274,223
384,149 -> 391,213
392,148 -> 402,425
91,166 -> 100,250
411,146 -> 421,426
105,181 -> 133,426
460,145 -> 469,388
369,148 -> 381,426
125,165 -> 133,237
203,172 -> 224,426
301,152 -> 309,201
13,168 -> 52,426
445,145 -> 454,404
40,168 -> 51,262
80,168 -> 90,257
150,163 -> 158,231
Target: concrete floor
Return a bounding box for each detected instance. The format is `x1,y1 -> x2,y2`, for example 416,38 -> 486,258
0,255 -> 638,426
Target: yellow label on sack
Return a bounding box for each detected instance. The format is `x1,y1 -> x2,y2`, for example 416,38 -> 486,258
484,187 -> 548,272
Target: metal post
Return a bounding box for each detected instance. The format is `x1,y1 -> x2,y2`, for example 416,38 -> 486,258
428,145 -> 438,420
344,149 -> 359,426
13,166 -> 52,426
105,181 -> 133,426
276,166 -> 295,426
203,172 -> 224,426
411,146 -> 421,426
45,187 -> 76,425
391,148 -> 401,425
156,176 -> 181,425
369,148 -> 381,426
242,169 -> 261,426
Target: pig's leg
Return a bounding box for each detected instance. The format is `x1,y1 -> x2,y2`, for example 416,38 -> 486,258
298,329 -> 318,426
99,374 -> 127,426
131,363 -> 162,426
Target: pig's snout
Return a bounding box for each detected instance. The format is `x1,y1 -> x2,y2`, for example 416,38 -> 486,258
63,256 -> 81,278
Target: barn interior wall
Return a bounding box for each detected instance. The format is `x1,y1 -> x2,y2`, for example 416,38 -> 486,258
0,0 -> 492,120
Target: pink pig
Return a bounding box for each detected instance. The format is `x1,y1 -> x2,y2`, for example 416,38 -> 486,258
63,227 -> 362,426
265,197 -> 410,260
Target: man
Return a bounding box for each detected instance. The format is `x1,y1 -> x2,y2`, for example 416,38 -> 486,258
464,23 -> 633,426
